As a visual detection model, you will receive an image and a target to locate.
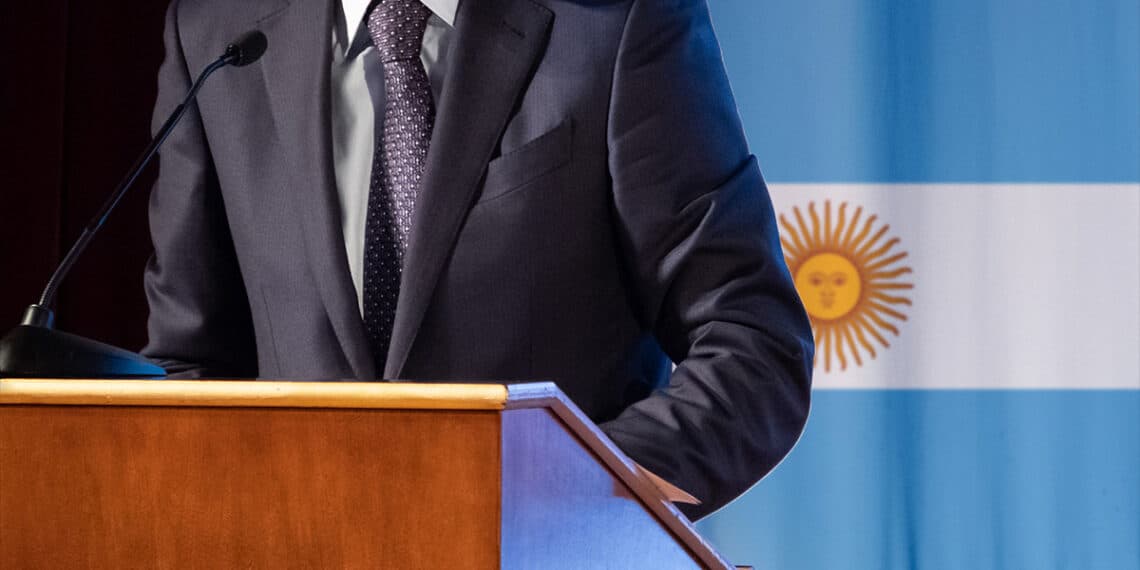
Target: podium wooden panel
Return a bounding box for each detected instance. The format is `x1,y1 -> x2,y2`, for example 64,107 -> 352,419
0,380 -> 733,568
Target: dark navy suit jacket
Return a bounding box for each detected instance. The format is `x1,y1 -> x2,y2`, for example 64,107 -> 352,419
143,0 -> 814,519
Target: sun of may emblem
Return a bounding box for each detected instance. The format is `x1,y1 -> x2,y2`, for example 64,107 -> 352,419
779,201 -> 914,372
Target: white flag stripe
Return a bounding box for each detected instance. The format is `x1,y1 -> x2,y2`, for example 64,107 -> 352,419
767,183 -> 1140,390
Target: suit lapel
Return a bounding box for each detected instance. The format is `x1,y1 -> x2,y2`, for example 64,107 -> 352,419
385,0 -> 554,378
258,0 -> 377,380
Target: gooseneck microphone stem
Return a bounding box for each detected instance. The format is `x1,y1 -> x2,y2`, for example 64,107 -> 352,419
32,56 -> 232,320
2,30 -> 267,378
32,27 -> 268,317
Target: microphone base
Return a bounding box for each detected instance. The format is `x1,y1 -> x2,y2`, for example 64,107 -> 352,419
0,325 -> 166,379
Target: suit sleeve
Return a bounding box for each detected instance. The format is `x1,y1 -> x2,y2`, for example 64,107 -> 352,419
141,0 -> 258,378
598,0 -> 815,519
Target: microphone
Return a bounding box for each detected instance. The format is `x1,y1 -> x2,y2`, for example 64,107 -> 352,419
0,31 -> 269,379
224,31 -> 268,68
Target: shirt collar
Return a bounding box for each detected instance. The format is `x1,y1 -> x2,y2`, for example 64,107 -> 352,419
341,0 -> 457,48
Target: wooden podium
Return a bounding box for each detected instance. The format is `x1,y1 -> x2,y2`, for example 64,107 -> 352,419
0,379 -> 734,568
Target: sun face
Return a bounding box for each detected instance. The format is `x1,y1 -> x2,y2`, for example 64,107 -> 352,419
795,253 -> 862,320
779,201 -> 914,372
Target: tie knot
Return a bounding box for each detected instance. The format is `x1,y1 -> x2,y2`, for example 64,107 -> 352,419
367,0 -> 433,63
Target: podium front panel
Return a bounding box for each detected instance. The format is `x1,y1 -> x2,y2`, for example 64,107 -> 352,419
0,404 -> 501,568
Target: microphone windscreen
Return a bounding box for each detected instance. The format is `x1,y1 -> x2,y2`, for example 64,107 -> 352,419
225,31 -> 268,67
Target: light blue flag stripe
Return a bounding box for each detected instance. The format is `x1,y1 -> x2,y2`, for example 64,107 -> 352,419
697,390 -> 1140,570
708,0 -> 1140,183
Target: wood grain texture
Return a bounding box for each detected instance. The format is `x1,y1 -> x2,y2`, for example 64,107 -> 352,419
0,405 -> 501,568
0,379 -> 510,410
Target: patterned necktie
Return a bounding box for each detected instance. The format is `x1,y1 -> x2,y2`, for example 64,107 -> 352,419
363,0 -> 435,372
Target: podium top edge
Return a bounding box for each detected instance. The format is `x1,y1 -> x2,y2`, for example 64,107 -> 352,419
0,379 -> 562,410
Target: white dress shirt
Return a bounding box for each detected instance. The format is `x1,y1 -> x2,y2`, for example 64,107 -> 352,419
331,0 -> 457,315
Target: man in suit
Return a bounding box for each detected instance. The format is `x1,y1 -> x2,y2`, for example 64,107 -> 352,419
143,0 -> 814,519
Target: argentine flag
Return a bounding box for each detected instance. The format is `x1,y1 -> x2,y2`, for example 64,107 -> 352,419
698,1 -> 1140,568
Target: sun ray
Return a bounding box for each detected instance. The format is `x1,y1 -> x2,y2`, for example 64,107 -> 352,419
833,325 -> 849,371
850,213 -> 879,252
823,201 -> 833,248
808,202 -> 822,247
853,313 -> 889,350
868,301 -> 909,322
863,237 -> 902,263
855,224 -> 890,259
841,206 -> 864,250
831,202 -> 848,245
869,292 -> 914,306
863,304 -> 901,336
781,240 -> 801,261
825,328 -> 834,371
865,252 -> 910,272
849,318 -> 879,357
793,208 -> 813,250
867,267 -> 914,281
841,325 -> 863,367
779,214 -> 806,255
874,282 -> 915,290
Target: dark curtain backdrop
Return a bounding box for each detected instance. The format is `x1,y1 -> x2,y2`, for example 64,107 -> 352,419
1,1 -> 173,351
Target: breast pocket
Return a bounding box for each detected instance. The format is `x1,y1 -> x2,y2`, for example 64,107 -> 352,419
478,118 -> 572,204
